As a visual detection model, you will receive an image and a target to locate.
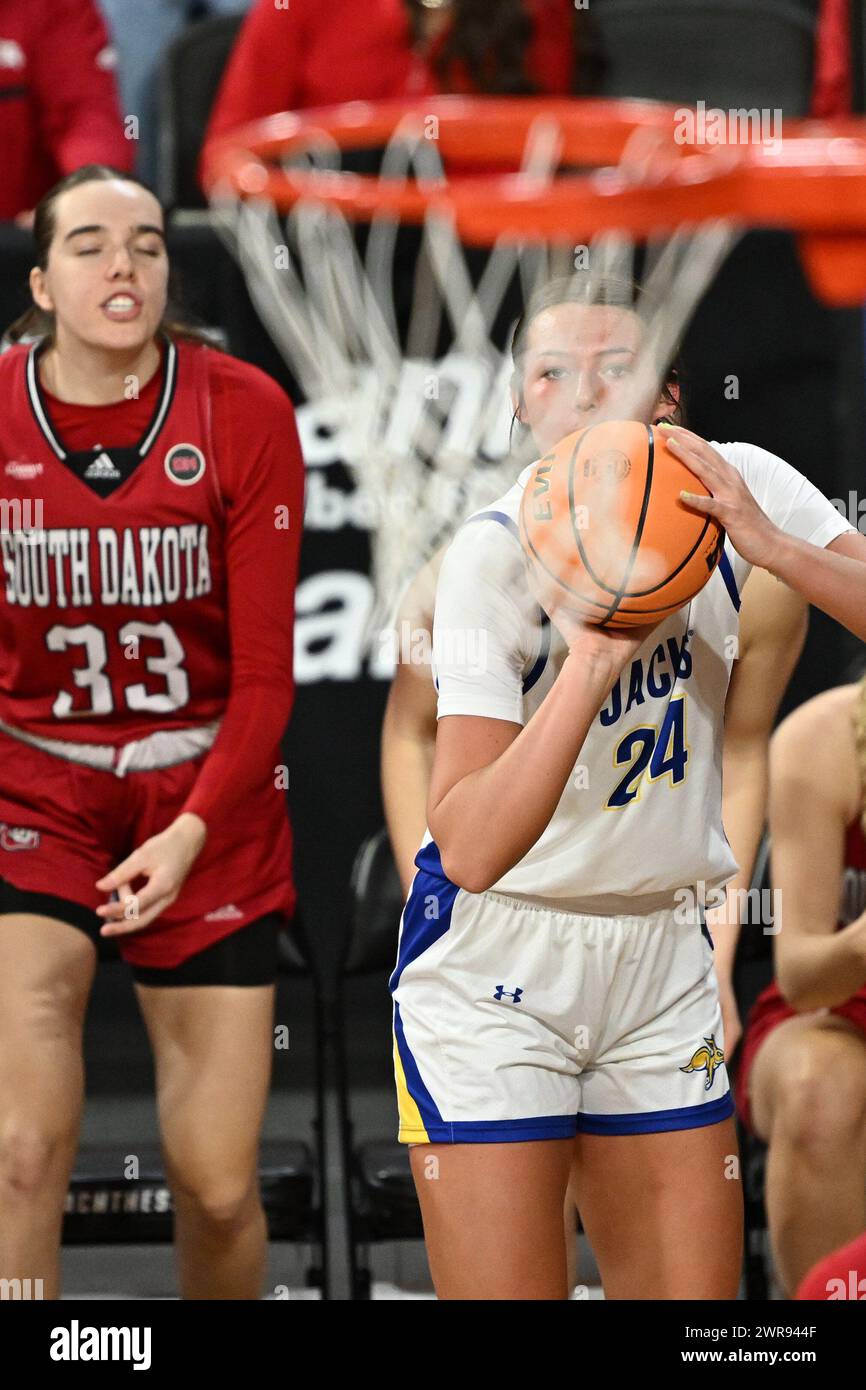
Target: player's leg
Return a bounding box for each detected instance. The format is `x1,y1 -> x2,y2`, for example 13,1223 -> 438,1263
564,1169 -> 581,1292
570,1116 -> 743,1299
568,904 -> 743,1298
134,930 -> 276,1300
0,912 -> 97,1299
748,1012 -> 866,1296
410,1138 -> 575,1299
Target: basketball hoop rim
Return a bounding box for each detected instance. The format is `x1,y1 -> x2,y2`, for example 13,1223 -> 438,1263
204,97 -> 866,304
204,96 -> 866,226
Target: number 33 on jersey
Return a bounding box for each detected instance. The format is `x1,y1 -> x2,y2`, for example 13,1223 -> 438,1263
0,338 -> 227,741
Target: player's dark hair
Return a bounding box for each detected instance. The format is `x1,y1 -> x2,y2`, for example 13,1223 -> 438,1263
405,0 -> 535,93
3,165 -> 219,350
509,273 -> 686,450
405,1 -> 604,100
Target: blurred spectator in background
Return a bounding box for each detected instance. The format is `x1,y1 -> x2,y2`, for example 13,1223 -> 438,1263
735,675 -> 866,1296
812,0 -> 852,116
797,1227 -> 866,1299
97,0 -> 251,188
200,0 -> 582,192
0,0 -> 131,224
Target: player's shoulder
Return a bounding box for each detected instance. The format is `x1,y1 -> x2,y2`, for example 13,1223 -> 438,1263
438,472 -> 534,621
708,440 -> 785,475
453,469 -> 528,548
0,340 -> 31,381
772,683 -> 861,779
179,339 -> 296,419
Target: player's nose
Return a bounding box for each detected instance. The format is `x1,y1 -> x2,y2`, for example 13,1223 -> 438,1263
105,246 -> 136,278
572,370 -> 600,412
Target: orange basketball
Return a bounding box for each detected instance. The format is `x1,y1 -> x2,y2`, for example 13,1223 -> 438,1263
519,421 -> 724,629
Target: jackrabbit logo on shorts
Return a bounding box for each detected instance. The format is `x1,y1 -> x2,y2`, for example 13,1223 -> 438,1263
164,443 -> 206,486
0,823 -> 40,851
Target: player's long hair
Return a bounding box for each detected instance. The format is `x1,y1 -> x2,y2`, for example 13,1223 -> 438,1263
404,0 -> 605,95
509,273 -> 687,457
3,165 -> 218,350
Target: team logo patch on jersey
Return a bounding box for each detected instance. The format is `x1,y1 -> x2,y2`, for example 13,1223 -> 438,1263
0,823 -> 40,851
5,460 -> 43,480
679,1034 -> 725,1091
164,444 -> 206,486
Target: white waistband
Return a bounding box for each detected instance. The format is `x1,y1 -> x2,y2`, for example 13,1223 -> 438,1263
0,718 -> 221,776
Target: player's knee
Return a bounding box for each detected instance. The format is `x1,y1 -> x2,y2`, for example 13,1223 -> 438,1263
0,1122 -> 74,1199
171,1169 -> 258,1230
771,1054 -> 866,1158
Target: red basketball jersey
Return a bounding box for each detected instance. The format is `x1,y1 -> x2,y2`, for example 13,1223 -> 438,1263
752,814 -> 866,1016
838,815 -> 866,923
0,337 -> 234,746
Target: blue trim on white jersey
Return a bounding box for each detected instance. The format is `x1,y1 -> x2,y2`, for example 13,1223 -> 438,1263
466,508 -> 520,542
523,614 -> 550,694
717,548 -> 741,613
576,1091 -> 734,1136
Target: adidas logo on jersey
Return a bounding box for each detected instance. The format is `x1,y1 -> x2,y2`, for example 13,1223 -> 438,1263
203,903 -> 244,922
84,452 -> 121,480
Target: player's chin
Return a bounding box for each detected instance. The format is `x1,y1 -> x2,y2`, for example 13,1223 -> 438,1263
87,312 -> 160,352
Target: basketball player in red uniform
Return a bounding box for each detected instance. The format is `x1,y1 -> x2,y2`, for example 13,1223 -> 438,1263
736,676 -> 866,1298
0,166 -> 304,1298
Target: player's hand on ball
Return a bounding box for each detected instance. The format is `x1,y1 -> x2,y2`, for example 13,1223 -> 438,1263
661,424 -> 782,568
527,561 -> 658,663
560,608 -> 662,673
94,812 -> 208,935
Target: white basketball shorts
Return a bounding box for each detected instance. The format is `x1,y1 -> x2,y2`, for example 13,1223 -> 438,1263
390,842 -> 733,1143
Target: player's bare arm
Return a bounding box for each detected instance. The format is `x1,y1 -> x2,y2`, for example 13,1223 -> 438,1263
709,568 -> 808,1049
769,686 -> 866,1010
381,553 -> 441,895
666,425 -> 866,637
428,619 -> 656,892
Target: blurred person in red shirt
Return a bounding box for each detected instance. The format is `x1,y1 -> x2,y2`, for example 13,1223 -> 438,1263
200,0 -> 579,192
0,0 -> 132,225
797,1228 -> 866,1300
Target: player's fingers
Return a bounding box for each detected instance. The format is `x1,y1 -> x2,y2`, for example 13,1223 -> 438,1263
663,431 -> 712,466
95,880 -> 137,921
659,422 -> 704,445
678,489 -> 716,512
100,888 -> 176,936
96,850 -> 148,893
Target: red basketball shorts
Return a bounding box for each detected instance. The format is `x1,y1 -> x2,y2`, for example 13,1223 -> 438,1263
0,727 -> 295,968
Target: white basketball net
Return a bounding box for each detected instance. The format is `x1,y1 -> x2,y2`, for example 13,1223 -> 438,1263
209,111 -> 740,636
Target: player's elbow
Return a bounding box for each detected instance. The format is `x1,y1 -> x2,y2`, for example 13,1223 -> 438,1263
435,839 -> 498,894
776,959 -> 823,1013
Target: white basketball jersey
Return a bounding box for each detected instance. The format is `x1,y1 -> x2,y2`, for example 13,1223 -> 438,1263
427,440 -> 855,909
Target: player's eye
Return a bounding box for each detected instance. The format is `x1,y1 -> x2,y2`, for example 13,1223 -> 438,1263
603,362 -> 632,379
76,245 -> 102,256
541,366 -> 567,380
134,243 -> 163,257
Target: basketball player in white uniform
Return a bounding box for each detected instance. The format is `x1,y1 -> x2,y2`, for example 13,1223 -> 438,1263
389,276 -> 866,1299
